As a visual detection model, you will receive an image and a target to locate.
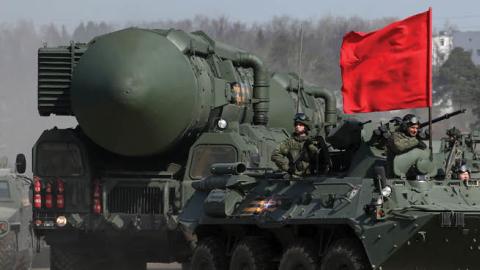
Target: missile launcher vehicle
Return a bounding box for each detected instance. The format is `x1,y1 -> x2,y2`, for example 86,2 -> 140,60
0,154 -> 33,270
179,113 -> 480,270
32,28 -> 336,269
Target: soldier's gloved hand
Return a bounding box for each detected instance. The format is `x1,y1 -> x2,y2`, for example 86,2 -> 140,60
417,140 -> 427,150
382,130 -> 392,139
281,164 -> 290,172
424,128 -> 430,138
305,138 -> 314,146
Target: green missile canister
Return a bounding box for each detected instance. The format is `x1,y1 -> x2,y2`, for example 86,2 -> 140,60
38,28 -> 335,157
71,28 -> 203,156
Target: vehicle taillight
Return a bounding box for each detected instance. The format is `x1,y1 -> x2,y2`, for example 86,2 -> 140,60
45,182 -> 52,193
57,179 -> 64,194
45,193 -> 53,208
45,182 -> 53,208
33,176 -> 42,209
56,194 -> 64,209
34,194 -> 42,209
33,176 -> 41,193
56,179 -> 65,209
92,180 -> 102,214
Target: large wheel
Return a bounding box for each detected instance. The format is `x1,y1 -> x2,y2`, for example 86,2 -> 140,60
279,240 -> 318,270
320,238 -> 370,270
191,238 -> 227,270
229,237 -> 276,270
0,232 -> 17,270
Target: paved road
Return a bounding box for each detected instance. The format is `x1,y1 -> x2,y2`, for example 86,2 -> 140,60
32,247 -> 181,270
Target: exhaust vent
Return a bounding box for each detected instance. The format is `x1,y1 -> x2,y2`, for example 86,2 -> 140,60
38,42 -> 87,116
107,186 -> 163,214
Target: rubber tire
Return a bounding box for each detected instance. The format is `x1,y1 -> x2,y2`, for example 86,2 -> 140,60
0,232 -> 17,270
279,240 -> 318,270
191,238 -> 227,270
320,238 -> 370,270
229,237 -> 275,270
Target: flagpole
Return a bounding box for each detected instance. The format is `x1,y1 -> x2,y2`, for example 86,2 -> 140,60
428,7 -> 433,160
429,106 -> 433,160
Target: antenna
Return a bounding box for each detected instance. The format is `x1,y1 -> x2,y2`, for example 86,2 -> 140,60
296,24 -> 304,113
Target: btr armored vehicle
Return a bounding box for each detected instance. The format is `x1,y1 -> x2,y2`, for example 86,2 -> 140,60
179,114 -> 480,270
0,154 -> 33,270
32,28 -> 335,269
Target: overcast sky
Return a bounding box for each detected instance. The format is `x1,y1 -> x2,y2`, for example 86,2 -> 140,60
2,0 -> 480,31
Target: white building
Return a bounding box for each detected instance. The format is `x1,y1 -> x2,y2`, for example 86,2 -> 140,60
432,31 -> 453,67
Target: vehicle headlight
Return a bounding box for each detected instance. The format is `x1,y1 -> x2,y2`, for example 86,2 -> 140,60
0,221 -> 9,236
56,216 -> 67,227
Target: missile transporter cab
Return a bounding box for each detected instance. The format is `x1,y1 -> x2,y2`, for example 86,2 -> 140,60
0,154 -> 33,270
179,115 -> 480,270
33,28 -> 336,269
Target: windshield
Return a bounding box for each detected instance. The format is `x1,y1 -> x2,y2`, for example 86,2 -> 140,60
190,145 -> 237,179
36,142 -> 84,177
0,181 -> 10,200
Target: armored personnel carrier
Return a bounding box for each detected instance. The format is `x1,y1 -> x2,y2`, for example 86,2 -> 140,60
32,28 -> 335,269
179,114 -> 480,270
0,154 -> 33,270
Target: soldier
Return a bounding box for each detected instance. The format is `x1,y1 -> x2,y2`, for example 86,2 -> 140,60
271,113 -> 329,177
387,114 -> 427,156
457,164 -> 470,182
445,127 -> 462,150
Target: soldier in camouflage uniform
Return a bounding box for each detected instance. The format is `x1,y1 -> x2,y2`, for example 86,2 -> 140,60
387,114 -> 427,155
385,114 -> 427,177
271,113 -> 323,177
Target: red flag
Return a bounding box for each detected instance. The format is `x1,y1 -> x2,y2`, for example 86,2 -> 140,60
340,9 -> 432,113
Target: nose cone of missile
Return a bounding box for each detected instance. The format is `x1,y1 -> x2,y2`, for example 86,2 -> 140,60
71,28 -> 198,156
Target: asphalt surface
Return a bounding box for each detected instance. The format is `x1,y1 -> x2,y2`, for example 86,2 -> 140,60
32,247 -> 181,270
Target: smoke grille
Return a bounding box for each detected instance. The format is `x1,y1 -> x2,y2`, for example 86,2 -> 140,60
37,42 -> 87,116
107,186 -> 163,214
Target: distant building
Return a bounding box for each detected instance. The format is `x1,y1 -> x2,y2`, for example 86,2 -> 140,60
433,31 -> 453,67
452,31 -> 480,65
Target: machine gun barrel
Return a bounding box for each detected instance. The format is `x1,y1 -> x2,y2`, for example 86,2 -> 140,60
419,109 -> 466,129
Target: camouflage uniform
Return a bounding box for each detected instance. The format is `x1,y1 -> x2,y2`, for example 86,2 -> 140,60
271,134 -> 319,177
385,130 -> 425,178
387,114 -> 426,155
387,131 -> 425,155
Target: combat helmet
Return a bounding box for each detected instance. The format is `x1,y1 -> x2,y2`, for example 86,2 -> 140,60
401,114 -> 420,131
402,114 -> 420,126
293,113 -> 311,130
446,127 -> 462,139
458,164 -> 470,174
